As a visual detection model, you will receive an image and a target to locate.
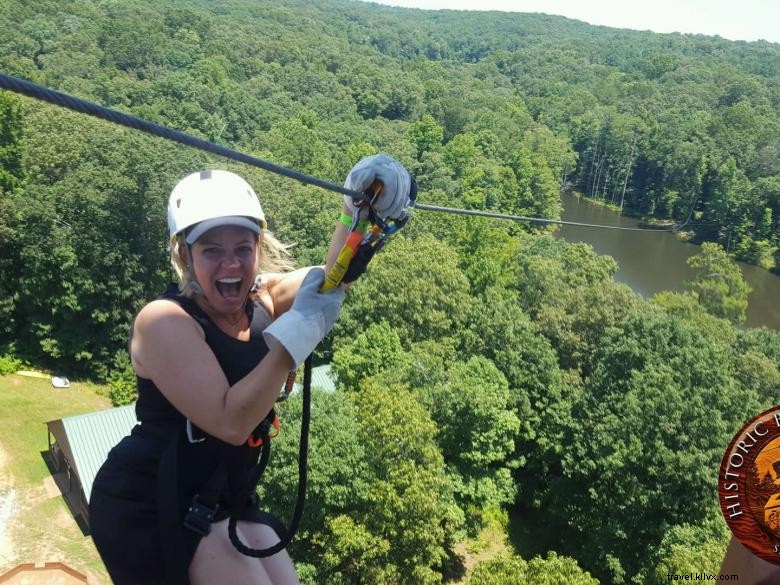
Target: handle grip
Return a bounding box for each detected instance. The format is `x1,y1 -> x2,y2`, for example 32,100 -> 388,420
321,231 -> 363,292
321,179 -> 384,292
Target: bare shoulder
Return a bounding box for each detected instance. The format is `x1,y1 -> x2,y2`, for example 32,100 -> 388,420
131,299 -> 204,377
135,298 -> 197,328
261,272 -> 283,287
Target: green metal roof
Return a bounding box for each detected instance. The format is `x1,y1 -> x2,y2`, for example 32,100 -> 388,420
293,364 -> 337,394
312,364 -> 337,392
59,405 -> 138,501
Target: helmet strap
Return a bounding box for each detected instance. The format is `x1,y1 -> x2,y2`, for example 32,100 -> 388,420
185,242 -> 205,298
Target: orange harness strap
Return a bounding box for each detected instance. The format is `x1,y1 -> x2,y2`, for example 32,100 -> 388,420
246,414 -> 281,448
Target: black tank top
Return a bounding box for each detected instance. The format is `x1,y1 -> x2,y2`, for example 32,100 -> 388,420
135,283 -> 271,425
124,284 -> 273,509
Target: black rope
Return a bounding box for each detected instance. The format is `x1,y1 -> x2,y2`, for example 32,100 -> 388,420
227,355 -> 312,558
0,73 -> 369,202
1,72 -> 683,233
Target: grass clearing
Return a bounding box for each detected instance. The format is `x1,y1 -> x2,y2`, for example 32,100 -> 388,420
0,373 -> 112,582
452,524 -> 512,584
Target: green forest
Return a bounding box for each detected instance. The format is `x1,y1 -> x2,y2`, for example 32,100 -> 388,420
1,0 -> 780,583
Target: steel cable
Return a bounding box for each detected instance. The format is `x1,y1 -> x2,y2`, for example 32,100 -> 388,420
1,73 -> 680,232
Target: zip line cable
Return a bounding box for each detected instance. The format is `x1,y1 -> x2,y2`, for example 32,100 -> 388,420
415,202 -> 677,232
0,73 -> 367,201
0,73 -> 679,233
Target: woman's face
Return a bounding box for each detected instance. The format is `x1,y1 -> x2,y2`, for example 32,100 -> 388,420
189,225 -> 259,314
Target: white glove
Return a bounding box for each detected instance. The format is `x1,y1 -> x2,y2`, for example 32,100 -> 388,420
343,154 -> 412,222
263,268 -> 345,368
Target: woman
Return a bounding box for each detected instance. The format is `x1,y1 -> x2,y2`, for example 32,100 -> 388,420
89,155 -> 413,585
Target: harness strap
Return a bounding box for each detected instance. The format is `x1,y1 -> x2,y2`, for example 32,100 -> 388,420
156,409 -> 278,583
152,389 -> 300,580
179,410 -> 276,536
246,412 -> 280,447
182,465 -> 227,536
152,420 -> 243,585
157,434 -> 192,585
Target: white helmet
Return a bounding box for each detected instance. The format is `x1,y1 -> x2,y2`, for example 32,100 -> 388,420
167,170 -> 266,244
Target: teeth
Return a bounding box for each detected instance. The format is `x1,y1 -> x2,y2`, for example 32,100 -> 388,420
217,278 -> 241,284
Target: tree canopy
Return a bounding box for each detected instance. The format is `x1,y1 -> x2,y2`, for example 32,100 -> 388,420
1,0 -> 778,582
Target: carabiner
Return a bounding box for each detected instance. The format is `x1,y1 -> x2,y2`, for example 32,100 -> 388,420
246,414 -> 281,448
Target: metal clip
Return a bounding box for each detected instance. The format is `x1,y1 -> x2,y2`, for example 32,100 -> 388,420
183,495 -> 217,536
186,419 -> 206,444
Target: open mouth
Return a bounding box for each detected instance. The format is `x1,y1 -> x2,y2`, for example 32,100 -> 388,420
215,277 -> 242,298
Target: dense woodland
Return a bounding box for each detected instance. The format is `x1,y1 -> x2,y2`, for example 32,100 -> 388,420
1,0 -> 780,583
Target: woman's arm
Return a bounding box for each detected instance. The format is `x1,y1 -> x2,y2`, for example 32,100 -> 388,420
131,300 -> 293,446
265,204 -> 352,315
325,203 -> 351,271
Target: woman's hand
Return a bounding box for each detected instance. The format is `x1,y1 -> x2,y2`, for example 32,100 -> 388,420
343,154 -> 413,222
263,268 -> 345,367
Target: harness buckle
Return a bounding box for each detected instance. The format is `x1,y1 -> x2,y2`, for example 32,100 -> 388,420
186,419 -> 206,444
246,414 -> 281,448
183,495 -> 218,536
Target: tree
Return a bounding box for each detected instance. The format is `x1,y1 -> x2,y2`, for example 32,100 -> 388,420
452,217 -> 521,297
509,144 -> 561,219
732,327 -> 780,403
699,157 -> 754,253
408,114 -> 444,160
651,290 -> 736,347
468,552 -> 597,585
421,356 -> 521,527
545,312 -> 765,583
260,111 -> 335,178
331,234 -> 474,352
649,515 -> 730,585
342,378 -> 461,584
464,285 -> 578,520
461,159 -> 521,215
514,236 -> 619,318
537,280 -> 644,374
523,552 -> 599,585
521,125 -> 577,186
256,387 -> 411,585
12,105 -> 207,377
734,327 -> 780,370
331,321 -> 408,390
468,554 -> 526,585
443,132 -> 480,180
0,91 -> 25,338
0,91 -> 25,193
5,4 -> 780,582
685,242 -> 751,323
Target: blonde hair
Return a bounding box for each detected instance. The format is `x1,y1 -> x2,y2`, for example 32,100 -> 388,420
169,230 -> 296,299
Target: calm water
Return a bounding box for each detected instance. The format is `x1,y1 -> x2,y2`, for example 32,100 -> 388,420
556,193 -> 780,330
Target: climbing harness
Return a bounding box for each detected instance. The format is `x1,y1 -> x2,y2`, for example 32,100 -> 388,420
245,412 -> 281,448
226,357 -> 314,558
